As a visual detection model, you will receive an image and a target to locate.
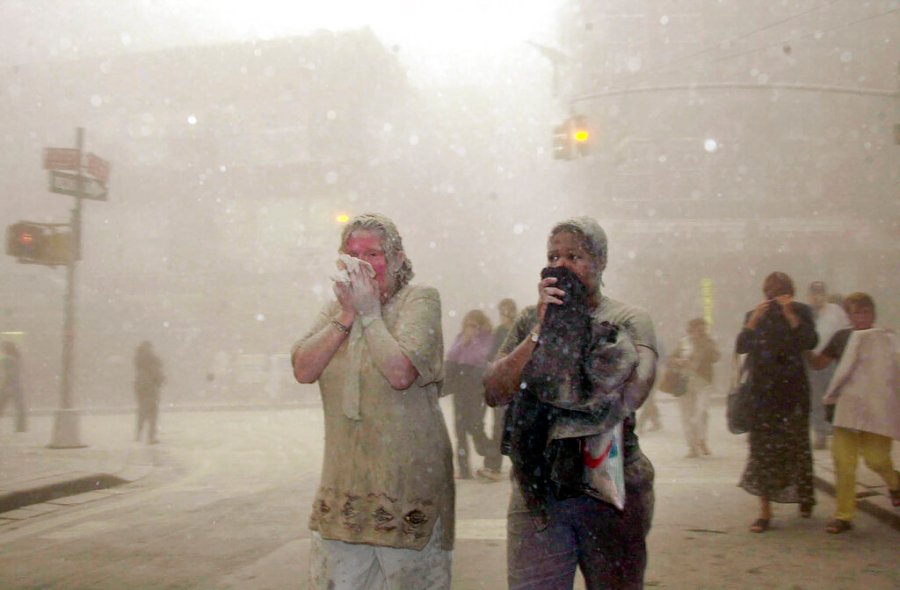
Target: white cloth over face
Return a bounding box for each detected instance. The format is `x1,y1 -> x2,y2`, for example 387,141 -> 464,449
330,254 -> 376,420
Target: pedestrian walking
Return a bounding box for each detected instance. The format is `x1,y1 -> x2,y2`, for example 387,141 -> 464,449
0,341 -> 27,433
444,309 -> 494,480
736,271 -> 818,533
484,216 -> 657,590
809,292 -> 900,534
291,213 -> 454,590
670,318 -> 720,457
477,298 -> 518,482
805,281 -> 850,449
134,340 -> 164,444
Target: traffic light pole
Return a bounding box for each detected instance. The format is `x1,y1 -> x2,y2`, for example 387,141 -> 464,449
49,127 -> 86,448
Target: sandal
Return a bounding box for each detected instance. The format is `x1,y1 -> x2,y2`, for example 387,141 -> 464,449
799,503 -> 813,518
826,519 -> 852,534
750,518 -> 770,533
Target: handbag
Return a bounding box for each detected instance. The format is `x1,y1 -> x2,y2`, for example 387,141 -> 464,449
726,353 -> 753,434
658,368 -> 688,397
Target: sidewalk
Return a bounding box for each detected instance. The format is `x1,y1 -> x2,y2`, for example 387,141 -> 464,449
2,403 -> 898,533
0,402 -> 311,522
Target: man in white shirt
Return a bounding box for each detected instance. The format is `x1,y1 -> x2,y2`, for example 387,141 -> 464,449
806,281 -> 849,449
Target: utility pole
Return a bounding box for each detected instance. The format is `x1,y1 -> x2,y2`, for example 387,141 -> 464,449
45,127 -> 110,448
49,128 -> 84,447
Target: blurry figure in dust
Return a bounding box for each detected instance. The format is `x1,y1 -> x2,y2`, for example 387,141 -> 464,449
671,318 -> 721,457
0,341 -> 27,432
444,309 -> 495,479
134,340 -> 165,444
805,281 -> 849,450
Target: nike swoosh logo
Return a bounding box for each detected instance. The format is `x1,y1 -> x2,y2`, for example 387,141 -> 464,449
583,440 -> 613,469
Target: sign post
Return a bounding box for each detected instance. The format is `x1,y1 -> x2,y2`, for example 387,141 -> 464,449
45,128 -> 110,449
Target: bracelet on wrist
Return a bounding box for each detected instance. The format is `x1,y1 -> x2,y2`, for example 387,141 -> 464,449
330,319 -> 351,334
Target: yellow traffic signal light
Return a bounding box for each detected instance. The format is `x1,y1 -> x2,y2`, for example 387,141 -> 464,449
553,116 -> 592,160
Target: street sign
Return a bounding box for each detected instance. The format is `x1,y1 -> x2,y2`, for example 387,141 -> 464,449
43,148 -> 80,172
48,171 -> 108,201
86,153 -> 110,183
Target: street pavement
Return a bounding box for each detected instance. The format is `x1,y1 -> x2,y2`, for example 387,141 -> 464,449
0,396 -> 898,589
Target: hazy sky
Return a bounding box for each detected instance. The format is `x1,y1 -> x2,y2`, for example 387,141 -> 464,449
0,0 -> 558,68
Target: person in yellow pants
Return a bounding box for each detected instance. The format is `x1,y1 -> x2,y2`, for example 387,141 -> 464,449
811,292 -> 900,534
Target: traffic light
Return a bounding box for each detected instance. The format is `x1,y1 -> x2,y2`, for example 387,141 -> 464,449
552,116 -> 592,160
6,221 -> 73,266
571,115 -> 591,157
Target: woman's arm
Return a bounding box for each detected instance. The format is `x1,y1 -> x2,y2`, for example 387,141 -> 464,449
292,278 -> 357,384
484,326 -> 538,407
484,276 -> 562,407
623,346 -> 658,414
791,303 -> 819,351
362,315 -> 419,390
736,310 -> 759,355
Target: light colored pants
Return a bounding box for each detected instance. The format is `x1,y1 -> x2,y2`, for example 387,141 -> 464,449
831,427 -> 899,521
679,375 -> 712,454
309,519 -> 451,590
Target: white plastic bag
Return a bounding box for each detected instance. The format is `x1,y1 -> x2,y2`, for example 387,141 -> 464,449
582,422 -> 626,510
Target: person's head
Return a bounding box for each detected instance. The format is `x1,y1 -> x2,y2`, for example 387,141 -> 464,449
807,281 -> 827,310
762,271 -> 794,300
339,213 -> 413,300
1,341 -> 18,357
462,309 -> 492,337
687,317 -> 708,338
843,292 -> 876,330
547,217 -> 608,295
497,298 -> 517,323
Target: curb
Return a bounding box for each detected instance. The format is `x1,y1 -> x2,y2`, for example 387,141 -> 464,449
812,475 -> 900,533
0,473 -> 128,514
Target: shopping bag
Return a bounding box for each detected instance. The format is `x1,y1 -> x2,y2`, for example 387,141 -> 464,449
582,423 -> 626,510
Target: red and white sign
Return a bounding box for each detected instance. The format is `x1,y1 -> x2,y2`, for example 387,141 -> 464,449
86,153 -> 110,184
43,148 -> 80,172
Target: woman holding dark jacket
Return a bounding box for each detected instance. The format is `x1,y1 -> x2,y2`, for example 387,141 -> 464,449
737,271 -> 818,533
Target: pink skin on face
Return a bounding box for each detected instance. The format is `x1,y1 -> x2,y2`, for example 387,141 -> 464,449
343,230 -> 392,297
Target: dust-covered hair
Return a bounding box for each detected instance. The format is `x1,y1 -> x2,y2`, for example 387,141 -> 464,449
549,216 -> 608,288
339,213 -> 414,294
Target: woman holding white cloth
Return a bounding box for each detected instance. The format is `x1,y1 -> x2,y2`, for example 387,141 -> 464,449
291,213 -> 454,590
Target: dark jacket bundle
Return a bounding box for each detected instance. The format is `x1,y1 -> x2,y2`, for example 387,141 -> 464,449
502,267 -> 637,523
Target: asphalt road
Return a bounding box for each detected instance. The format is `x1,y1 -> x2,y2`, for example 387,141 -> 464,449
0,400 -> 897,589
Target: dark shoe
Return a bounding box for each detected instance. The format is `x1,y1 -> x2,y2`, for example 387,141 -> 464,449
826,519 -> 852,534
750,518 -> 770,533
800,503 -> 813,518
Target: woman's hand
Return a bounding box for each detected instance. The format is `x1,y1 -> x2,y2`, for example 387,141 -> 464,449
775,294 -> 800,328
745,300 -> 771,330
536,276 -> 565,326
333,281 -> 357,319
349,265 -> 382,317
